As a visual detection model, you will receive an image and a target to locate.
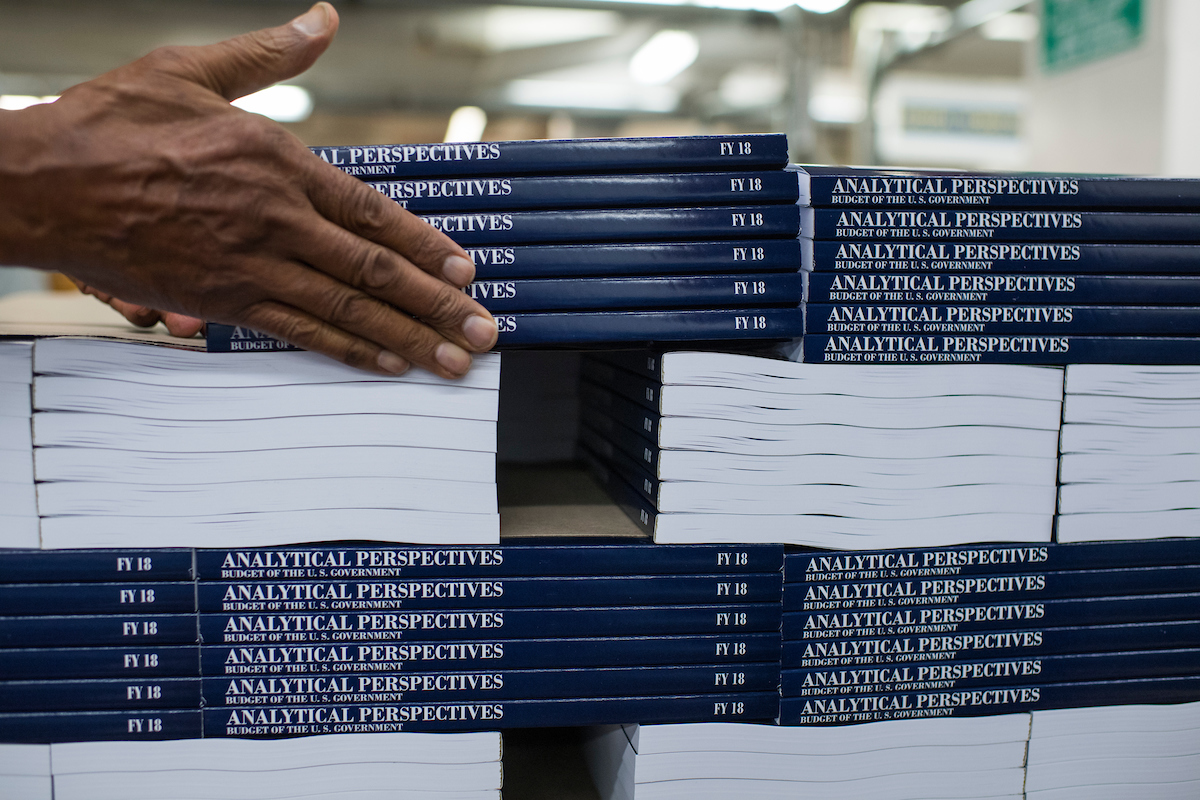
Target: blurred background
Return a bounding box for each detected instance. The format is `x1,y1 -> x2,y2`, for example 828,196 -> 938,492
1,0 -> 1195,296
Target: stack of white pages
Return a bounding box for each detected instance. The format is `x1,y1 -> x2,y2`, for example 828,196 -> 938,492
0,743 -> 51,800
0,341 -> 37,547
45,732 -> 502,800
1026,702 -> 1200,800
583,716 -> 1031,800
30,338 -> 501,548
1059,365 -> 1200,542
579,351 -> 1062,548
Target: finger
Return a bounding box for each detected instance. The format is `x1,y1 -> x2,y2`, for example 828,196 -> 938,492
290,216 -> 498,355
301,159 -> 478,288
151,2 -> 338,101
239,300 -> 410,376
265,257 -> 480,379
72,281 -> 162,328
160,313 -> 206,338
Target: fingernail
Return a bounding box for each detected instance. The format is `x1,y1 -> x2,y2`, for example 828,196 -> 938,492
463,314 -> 498,350
293,3 -> 331,36
436,342 -> 472,375
442,255 -> 475,286
377,350 -> 409,374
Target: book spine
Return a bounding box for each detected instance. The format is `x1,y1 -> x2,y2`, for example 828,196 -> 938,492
0,615 -> 199,648
784,539 -> 1200,578
579,379 -> 661,439
778,675 -> 1200,725
782,620 -> 1200,664
0,583 -> 196,616
807,209 -> 1200,244
201,574 -> 781,612
782,565 -> 1200,612
782,647 -> 1200,696
0,710 -> 202,743
467,240 -> 802,279
578,446 -> 658,538
806,240 -> 1200,274
208,307 -> 806,352
804,173 -> 1200,209
465,273 -> 803,313
805,304 -> 1200,335
578,411 -> 658,473
312,135 -> 789,179
0,645 -> 201,679
421,206 -> 800,246
806,273 -> 1200,305
368,171 -> 801,212
0,677 -> 201,712
580,359 -> 661,412
204,633 -> 781,673
800,334 -> 1200,364
0,550 -> 193,583
202,604 -> 783,644
206,691 -> 781,735
577,427 -> 660,504
783,592 -> 1200,638
198,543 -> 781,579
203,663 -> 780,706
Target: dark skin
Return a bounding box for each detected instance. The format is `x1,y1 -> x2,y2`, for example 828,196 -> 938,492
0,3 -> 497,379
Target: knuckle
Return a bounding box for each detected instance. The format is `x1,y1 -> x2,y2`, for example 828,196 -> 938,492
324,290 -> 376,328
421,283 -> 469,328
348,246 -> 397,293
343,185 -> 392,238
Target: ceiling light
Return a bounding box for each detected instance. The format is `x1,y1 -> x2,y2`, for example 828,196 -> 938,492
981,12 -> 1039,41
444,106 -> 488,143
482,6 -> 621,51
795,0 -> 851,12
231,85 -> 312,123
0,95 -> 57,110
629,30 -> 700,85
719,65 -> 786,109
506,79 -> 679,112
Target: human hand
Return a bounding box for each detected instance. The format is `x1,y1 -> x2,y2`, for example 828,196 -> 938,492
0,2 -> 496,378
68,277 -> 206,339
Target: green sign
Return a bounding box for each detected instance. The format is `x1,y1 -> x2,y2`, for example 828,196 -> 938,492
1042,0 -> 1143,72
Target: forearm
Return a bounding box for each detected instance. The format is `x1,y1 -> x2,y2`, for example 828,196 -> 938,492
0,106 -> 54,269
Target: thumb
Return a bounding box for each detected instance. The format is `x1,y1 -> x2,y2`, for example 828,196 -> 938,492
160,2 -> 338,100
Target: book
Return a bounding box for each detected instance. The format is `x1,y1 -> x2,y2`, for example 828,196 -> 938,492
0,341 -> 36,548
465,240 -> 802,279
367,170 -> 801,212
799,334 -> 1200,364
312,134 -> 789,179
805,273 -> 1200,305
802,208 -> 1200,243
806,304 -> 1200,336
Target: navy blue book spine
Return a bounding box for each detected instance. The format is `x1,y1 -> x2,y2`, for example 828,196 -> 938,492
784,539 -> 1200,579
783,565 -> 1200,612
420,206 -> 800,246
578,447 -> 659,538
466,273 -> 802,313
783,620 -> 1200,665
580,358 -> 662,412
805,209 -> 1200,243
201,574 -> 780,612
578,428 -> 660,503
369,171 -> 800,212
203,663 -> 779,706
784,593 -> 1200,638
204,634 -> 780,673
0,677 -> 201,712
206,691 -> 780,735
782,648 -> 1200,697
805,304 -> 1200,335
0,550 -> 193,583
778,675 -> 1200,725
468,240 -> 802,279
580,379 -> 661,439
313,135 -> 789,179
806,273 -> 1200,305
208,307 -> 806,351
199,543 -> 780,579
579,412 -> 658,473
0,615 -> 199,648
799,168 -> 1200,210
0,583 -> 196,616
806,241 -> 1200,275
0,709 -> 202,743
202,604 -> 782,644
0,645 -> 200,679
800,334 -> 1200,364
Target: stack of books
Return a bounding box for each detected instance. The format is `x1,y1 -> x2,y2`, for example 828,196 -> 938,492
29,338 -> 501,548
795,166 -> 1200,365
1026,701 -> 1200,800
0,743 -> 49,799
577,350 -> 1062,547
779,540 -> 1200,726
0,341 -> 36,547
0,541 -> 782,742
583,716 -> 1030,800
1058,364 -> 1200,542
210,134 -> 806,351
